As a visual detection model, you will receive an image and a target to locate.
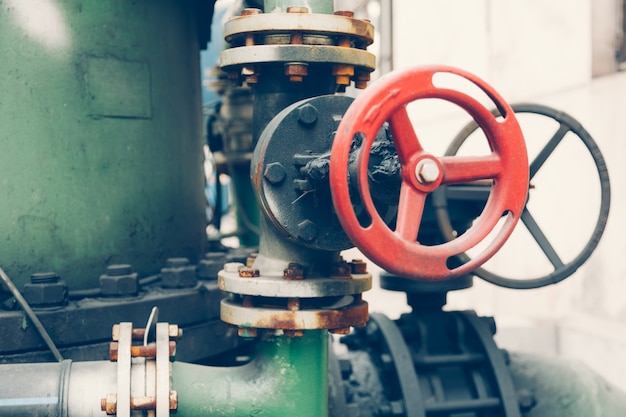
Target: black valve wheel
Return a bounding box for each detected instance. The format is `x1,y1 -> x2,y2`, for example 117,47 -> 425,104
434,103 -> 611,289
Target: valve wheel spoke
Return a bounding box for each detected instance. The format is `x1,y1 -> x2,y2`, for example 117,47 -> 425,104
395,184 -> 426,241
440,154 -> 502,184
389,106 -> 423,163
529,123 -> 569,179
520,208 -> 564,269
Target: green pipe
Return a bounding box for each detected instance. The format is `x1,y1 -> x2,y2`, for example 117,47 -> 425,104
173,330 -> 328,417
264,0 -> 333,14
0,1 -> 207,289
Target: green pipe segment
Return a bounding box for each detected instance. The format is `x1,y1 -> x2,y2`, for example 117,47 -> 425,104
0,0 -> 207,289
173,330 -> 329,417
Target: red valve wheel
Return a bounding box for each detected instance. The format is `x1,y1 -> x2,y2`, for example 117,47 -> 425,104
329,66 -> 529,280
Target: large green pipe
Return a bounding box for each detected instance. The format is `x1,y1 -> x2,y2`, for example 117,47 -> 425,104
174,330 -> 329,417
0,0 -> 207,289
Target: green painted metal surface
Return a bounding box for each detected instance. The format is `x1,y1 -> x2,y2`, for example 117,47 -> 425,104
173,330 -> 329,417
0,0 -> 207,289
264,0 -> 333,14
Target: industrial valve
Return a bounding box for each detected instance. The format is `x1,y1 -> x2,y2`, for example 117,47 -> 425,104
329,66 -> 529,280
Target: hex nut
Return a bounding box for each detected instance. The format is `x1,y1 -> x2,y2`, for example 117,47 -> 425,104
197,252 -> 227,280
285,63 -> 308,82
224,262 -> 245,273
161,258 -> 197,288
264,162 -> 286,185
297,103 -> 318,126
297,219 -> 317,241
23,273 -> 68,307
100,265 -> 138,296
238,267 -> 260,278
283,263 -> 304,280
416,158 -> 440,184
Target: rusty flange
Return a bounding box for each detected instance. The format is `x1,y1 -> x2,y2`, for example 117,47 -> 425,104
220,9 -> 375,87
224,11 -> 374,46
220,45 -> 375,73
220,296 -> 368,331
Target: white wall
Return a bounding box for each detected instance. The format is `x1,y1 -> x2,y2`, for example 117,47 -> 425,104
373,0 -> 626,391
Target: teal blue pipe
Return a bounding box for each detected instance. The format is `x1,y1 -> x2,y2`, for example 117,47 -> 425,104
173,330 -> 328,417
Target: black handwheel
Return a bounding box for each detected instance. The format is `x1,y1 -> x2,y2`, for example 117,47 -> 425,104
435,103 -> 611,289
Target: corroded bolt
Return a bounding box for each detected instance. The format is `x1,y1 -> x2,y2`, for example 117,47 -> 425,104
287,297 -> 300,311
246,252 -> 258,268
334,10 -> 354,17
285,62 -> 308,82
169,391 -> 179,412
101,393 -> 117,415
264,162 -> 286,184
241,7 -> 262,16
355,69 -> 371,89
238,267 -> 260,278
242,295 -> 255,308
109,342 -> 118,362
333,64 -> 354,86
109,342 -> 177,361
349,259 -> 368,274
331,260 -> 352,278
415,158 -> 440,184
297,103 -> 318,126
283,263 -> 304,280
286,6 -> 309,13
297,219 -> 317,241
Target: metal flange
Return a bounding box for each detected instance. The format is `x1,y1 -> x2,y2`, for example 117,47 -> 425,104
220,44 -> 375,71
219,270 -> 371,297
224,12 -> 374,46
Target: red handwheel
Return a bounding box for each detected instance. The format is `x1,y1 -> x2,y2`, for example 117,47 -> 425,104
330,66 -> 529,280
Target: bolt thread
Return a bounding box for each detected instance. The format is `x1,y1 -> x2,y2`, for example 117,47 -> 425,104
30,272 -> 60,284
